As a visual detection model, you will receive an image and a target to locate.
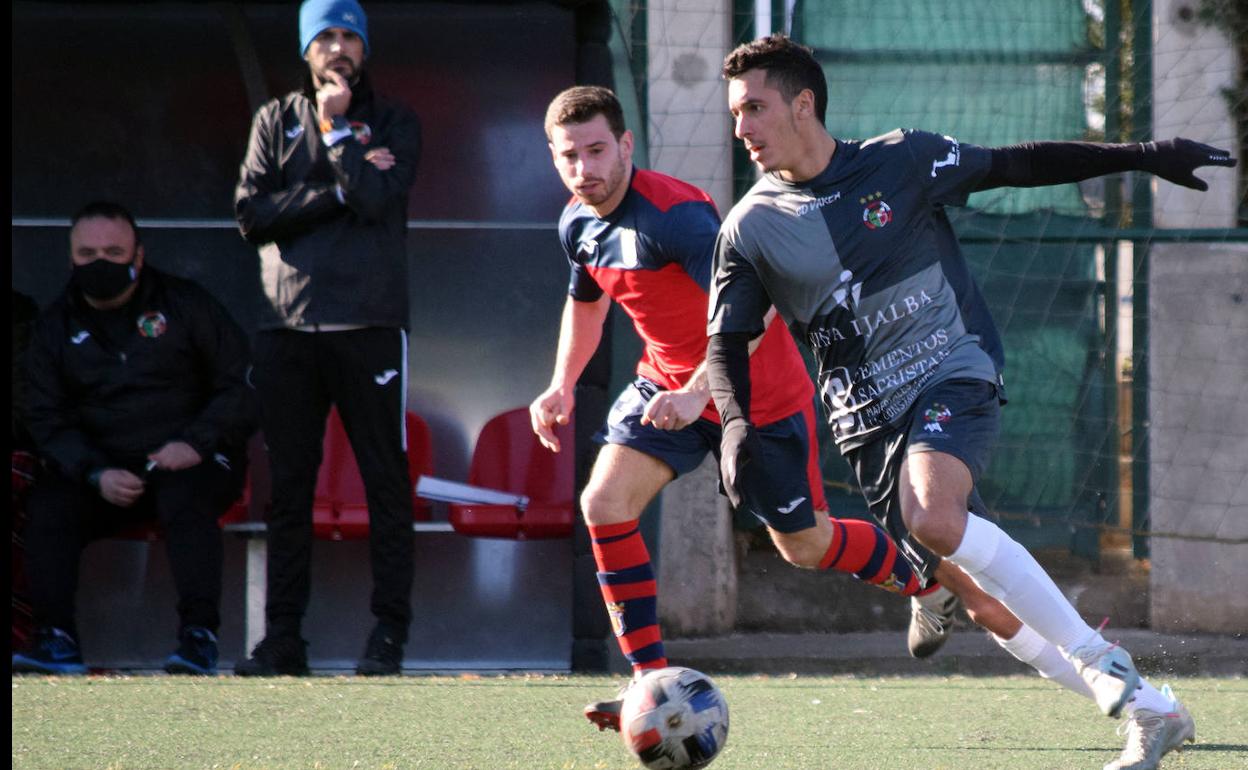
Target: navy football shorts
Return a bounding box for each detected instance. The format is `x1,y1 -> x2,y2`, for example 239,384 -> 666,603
596,377 -> 827,533
843,378 -> 1000,581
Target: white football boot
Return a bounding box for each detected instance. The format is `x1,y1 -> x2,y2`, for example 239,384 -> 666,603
1068,640 -> 1140,717
908,584 -> 960,658
1103,685 -> 1196,770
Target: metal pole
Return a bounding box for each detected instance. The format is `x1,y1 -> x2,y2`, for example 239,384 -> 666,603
1099,0 -> 1124,556
1130,0 -> 1153,558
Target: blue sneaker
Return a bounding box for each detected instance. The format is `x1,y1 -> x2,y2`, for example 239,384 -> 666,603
12,627 -> 88,675
164,626 -> 218,675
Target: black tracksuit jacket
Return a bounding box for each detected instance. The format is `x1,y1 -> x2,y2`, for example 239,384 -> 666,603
25,268 -> 257,482
234,72 -> 421,330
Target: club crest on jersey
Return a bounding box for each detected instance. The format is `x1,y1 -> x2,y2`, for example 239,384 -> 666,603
860,191 -> 892,230
923,403 -> 952,433
607,602 -> 626,636
136,311 -> 168,338
349,121 -> 372,145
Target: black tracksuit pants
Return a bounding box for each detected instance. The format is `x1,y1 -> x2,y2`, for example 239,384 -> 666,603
24,457 -> 241,637
252,328 -> 414,643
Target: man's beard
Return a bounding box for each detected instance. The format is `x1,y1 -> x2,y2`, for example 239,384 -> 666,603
316,58 -> 360,86
578,155 -> 627,207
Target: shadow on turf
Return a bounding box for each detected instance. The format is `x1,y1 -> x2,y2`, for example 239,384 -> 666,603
1185,744 -> 1248,753
932,746 -> 1119,753
931,743 -> 1248,755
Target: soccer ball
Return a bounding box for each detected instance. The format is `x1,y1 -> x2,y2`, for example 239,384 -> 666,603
620,666 -> 730,769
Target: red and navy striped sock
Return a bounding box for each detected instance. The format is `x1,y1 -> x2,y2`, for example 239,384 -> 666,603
819,517 -> 922,596
589,520 -> 668,674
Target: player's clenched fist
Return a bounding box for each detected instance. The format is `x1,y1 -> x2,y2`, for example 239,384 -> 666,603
530,385 -> 574,453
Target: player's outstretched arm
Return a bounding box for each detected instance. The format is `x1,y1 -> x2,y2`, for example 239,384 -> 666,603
975,138 -> 1236,192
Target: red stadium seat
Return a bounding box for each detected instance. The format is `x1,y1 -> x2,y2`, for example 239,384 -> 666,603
315,408 -> 435,540
449,407 -> 575,540
219,487 -> 250,527
219,432 -> 267,527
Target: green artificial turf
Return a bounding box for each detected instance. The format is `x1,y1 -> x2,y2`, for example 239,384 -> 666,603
12,674 -> 1248,769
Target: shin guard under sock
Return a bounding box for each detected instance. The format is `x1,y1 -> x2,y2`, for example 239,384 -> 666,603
949,514 -> 1096,651
820,518 -> 922,596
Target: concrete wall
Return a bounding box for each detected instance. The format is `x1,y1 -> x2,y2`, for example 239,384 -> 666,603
1148,0 -> 1247,633
657,456 -> 738,635
646,0 -> 733,213
1152,0 -> 1241,229
1148,242 -> 1248,633
647,0 -> 738,635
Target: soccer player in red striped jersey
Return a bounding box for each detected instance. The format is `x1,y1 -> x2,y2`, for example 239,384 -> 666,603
531,86 -> 1022,732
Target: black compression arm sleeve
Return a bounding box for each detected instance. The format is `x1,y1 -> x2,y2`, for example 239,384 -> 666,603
975,141 -> 1158,191
706,332 -> 753,429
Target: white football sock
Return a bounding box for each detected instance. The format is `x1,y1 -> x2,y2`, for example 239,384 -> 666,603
948,513 -> 1101,652
995,624 -> 1094,700
1123,678 -> 1176,716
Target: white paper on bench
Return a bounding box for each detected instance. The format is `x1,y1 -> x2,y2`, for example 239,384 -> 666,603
415,475 -> 529,510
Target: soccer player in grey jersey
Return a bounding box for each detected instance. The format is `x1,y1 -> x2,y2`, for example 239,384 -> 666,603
707,35 -> 1234,770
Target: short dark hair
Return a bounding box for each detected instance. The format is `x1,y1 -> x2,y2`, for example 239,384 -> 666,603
722,34 -> 827,125
544,86 -> 627,140
71,200 -> 141,246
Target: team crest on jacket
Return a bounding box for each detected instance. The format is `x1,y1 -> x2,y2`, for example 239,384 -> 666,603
922,403 -> 952,433
860,191 -> 892,230
136,311 -> 168,338
350,121 -> 372,145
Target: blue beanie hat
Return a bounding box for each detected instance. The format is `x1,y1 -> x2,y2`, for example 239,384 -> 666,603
300,0 -> 369,56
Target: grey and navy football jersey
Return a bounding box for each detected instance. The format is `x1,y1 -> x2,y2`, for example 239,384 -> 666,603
709,129 -> 1003,449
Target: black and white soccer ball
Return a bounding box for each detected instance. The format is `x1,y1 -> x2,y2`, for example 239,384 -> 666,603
620,666 -> 729,769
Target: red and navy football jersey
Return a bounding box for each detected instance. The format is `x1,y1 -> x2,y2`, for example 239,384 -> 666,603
559,168 -> 811,425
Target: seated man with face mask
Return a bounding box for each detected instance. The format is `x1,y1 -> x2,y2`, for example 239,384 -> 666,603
11,201 -> 256,676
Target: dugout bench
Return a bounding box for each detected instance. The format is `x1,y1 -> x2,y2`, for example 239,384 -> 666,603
223,406 -> 575,656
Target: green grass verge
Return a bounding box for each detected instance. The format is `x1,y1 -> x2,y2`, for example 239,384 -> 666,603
12,674 -> 1248,769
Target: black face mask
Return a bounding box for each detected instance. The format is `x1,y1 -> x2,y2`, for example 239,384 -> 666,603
73,259 -> 137,301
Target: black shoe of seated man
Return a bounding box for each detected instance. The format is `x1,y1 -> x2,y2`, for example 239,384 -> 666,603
356,625 -> 404,676
234,635 -> 309,677
164,626 -> 219,675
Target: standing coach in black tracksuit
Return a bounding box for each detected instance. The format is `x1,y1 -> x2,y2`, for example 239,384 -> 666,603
233,0 -> 421,676
13,201 -> 255,677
